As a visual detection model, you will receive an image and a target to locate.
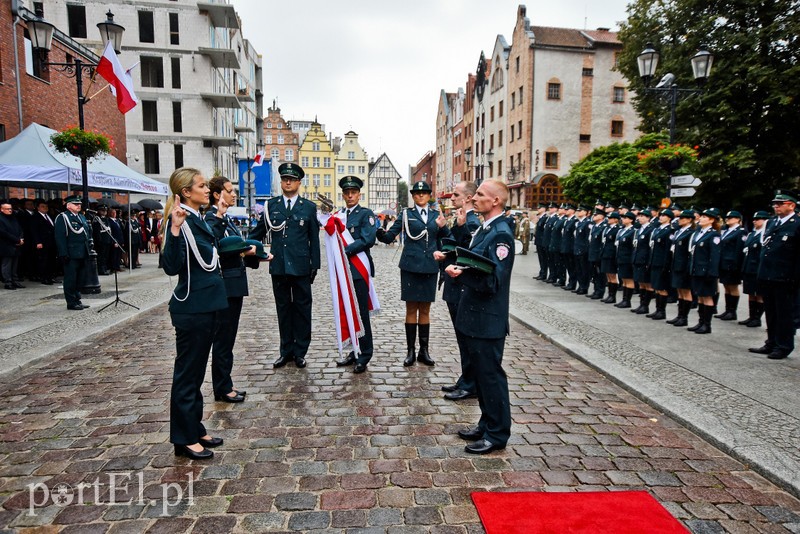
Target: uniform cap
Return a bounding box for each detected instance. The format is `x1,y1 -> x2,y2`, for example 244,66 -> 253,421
752,210 -> 772,220
671,202 -> 683,211
618,201 -> 630,209
64,195 -> 82,205
771,189 -> 798,203
278,162 -> 305,180
338,175 -> 363,190
659,209 -> 674,219
725,210 -> 742,219
537,202 -> 547,208
638,210 -> 652,218
564,203 -> 576,210
455,246 -> 495,274
621,212 -> 636,220
679,209 -> 696,219
630,203 -> 642,211
702,207 -> 721,218
548,202 -> 558,208
576,204 -> 591,212
410,181 -> 432,193
593,208 -> 606,216
218,235 -> 251,256
605,201 -> 617,209
595,198 -> 605,206
440,237 -> 458,255
607,211 -> 621,220
245,239 -> 270,260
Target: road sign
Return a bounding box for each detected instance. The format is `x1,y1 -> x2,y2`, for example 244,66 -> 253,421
671,174 -> 702,187
671,187 -> 697,198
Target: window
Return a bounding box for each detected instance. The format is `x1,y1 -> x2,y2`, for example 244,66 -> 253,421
312,142 -> 320,151
144,144 -> 160,174
138,11 -> 154,43
580,134 -> 591,143
324,175 -> 332,186
337,165 -> 345,173
284,149 -> 294,161
497,160 -> 502,177
171,57 -> 181,88
519,87 -> 523,104
517,120 -> 522,139
511,93 -> 516,109
510,124 -> 515,141
169,13 -> 179,45
312,157 -> 320,168
582,68 -> 594,77
313,174 -> 320,187
23,32 -> 47,80
142,101 -> 158,131
545,151 -> 559,169
67,5 -> 87,38
141,56 -> 164,88
324,157 -> 331,168
302,177 -> 308,187
499,101 -> 503,117
301,156 -> 309,167
271,148 -> 280,159
0,124 -> 5,142
267,122 -> 272,128
172,102 -> 182,132
490,106 -> 495,122
499,130 -> 503,147
278,134 -> 284,144
611,120 -> 624,136
348,165 -> 355,173
515,56 -> 520,73
348,151 -> 355,159
358,165 -> 365,173
548,82 -> 561,100
265,134 -> 272,144
613,86 -> 625,103
174,144 -> 184,168
489,134 -> 494,150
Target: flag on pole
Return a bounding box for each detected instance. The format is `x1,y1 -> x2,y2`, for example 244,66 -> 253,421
96,41 -> 138,114
251,150 -> 266,168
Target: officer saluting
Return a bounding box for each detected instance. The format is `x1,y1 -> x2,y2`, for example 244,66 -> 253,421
333,176 -> 377,374
54,195 -> 92,310
249,162 -> 321,369
749,190 -> 800,359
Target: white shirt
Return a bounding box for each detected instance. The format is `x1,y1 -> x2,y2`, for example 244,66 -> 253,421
282,194 -> 298,210
415,204 -> 428,223
482,213 -> 503,230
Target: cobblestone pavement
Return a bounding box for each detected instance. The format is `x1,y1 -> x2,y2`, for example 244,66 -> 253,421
1,246 -> 800,533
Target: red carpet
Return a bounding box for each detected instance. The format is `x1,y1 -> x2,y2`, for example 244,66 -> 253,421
471,490 -> 689,534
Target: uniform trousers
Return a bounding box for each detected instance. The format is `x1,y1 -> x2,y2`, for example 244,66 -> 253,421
62,257 -> 86,307
591,261 -> 606,292
760,280 -> 797,354
353,276 -> 374,365
170,311 -> 215,445
563,253 -> 576,284
575,253 -> 590,289
464,334 -> 511,446
447,301 -> 476,394
36,247 -> 56,281
272,274 -> 313,359
212,296 -> 243,396
536,240 -> 548,277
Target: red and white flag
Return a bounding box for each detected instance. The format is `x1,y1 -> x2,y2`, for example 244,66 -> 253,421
251,150 -> 266,168
96,41 -> 138,114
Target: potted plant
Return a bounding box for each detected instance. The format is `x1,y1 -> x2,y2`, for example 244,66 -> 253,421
637,142 -> 698,175
50,127 -> 114,160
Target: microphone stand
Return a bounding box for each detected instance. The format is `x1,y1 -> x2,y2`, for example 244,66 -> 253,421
91,214 -> 139,312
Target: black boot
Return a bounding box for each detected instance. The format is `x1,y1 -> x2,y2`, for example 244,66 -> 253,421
631,290 -> 652,314
738,300 -> 756,325
695,305 -> 713,334
416,324 -> 435,366
668,300 -> 688,326
614,287 -> 632,308
716,294 -> 738,321
404,323 -> 417,366
650,294 -> 667,320
687,304 -> 705,331
601,283 -> 618,304
746,302 -> 763,327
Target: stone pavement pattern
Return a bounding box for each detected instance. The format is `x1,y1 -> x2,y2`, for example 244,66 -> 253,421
1,246 -> 800,533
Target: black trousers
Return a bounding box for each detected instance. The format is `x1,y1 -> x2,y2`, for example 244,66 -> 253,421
760,280 -> 796,354
465,334 -> 511,446
563,252 -> 575,285
447,301 -> 475,394
576,253 -> 591,290
548,250 -> 562,281
536,239 -> 548,277
170,311 -> 216,445
1,256 -> 19,284
590,260 -> 606,293
62,257 -> 86,307
353,276 -> 374,364
36,247 -> 56,282
212,296 -> 243,396
96,243 -> 110,273
272,274 -> 313,359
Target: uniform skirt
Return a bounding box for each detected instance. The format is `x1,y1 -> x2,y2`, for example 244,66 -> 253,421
400,270 -> 437,302
650,266 -> 671,291
742,273 -> 759,295
617,262 -> 634,280
671,270 -> 691,289
633,264 -> 650,283
691,276 -> 718,297
719,269 -> 742,286
600,258 -> 617,275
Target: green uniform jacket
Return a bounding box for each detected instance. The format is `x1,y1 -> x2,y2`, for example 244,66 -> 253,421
249,196 -> 321,276
54,211 -> 91,259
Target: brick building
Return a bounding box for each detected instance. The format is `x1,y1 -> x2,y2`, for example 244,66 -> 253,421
263,102 -> 298,164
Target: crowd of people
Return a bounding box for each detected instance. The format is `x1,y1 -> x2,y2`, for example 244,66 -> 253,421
528,193 -> 800,360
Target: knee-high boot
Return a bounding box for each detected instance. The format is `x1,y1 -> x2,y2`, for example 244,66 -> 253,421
716,294 -> 739,321
404,323 -> 417,366
688,304 -> 705,331
614,286 -> 632,308
649,294 -> 667,320
416,324 -> 435,366
601,283 -> 618,304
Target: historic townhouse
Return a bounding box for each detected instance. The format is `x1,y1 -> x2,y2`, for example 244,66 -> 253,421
334,131 -> 369,207
297,121 -> 334,203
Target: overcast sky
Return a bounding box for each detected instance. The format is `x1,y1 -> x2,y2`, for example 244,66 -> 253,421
234,0 -> 632,180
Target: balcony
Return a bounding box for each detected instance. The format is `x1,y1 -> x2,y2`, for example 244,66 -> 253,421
234,124 -> 255,133
201,91 -> 254,108
197,1 -> 239,29
197,47 -> 240,70
201,135 -> 237,148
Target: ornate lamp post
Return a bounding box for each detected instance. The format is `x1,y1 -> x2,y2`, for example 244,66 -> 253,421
464,147 -> 494,185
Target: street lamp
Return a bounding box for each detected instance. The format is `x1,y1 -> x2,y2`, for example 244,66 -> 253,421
27,9 -> 126,294
464,148 -> 494,185
637,42 -> 713,198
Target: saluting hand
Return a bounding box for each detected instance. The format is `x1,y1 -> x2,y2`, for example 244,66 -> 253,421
435,213 -> 447,228
456,208 -> 466,226
217,198 -> 229,217
170,194 -> 186,236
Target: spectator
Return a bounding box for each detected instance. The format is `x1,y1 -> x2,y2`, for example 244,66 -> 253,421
0,202 -> 25,289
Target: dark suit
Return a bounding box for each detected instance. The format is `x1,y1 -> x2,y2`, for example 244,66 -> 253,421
0,213 -> 24,285
689,228 -> 721,297
250,196 -> 321,360
757,214 -> 800,355
670,226 -> 694,289
632,224 -> 654,283
54,211 -> 91,307
29,211 -> 57,283
107,217 -> 124,272
600,223 -> 620,274
549,216 -> 566,283
615,226 -> 635,278
573,217 -> 591,291
125,217 -> 142,267
535,212 -> 549,278
560,216 -> 577,287
161,210 -> 228,445
543,213 -> 558,281
649,224 -> 673,290
588,219 -> 607,294
719,225 -> 746,284
741,229 -> 763,294
455,216 -> 515,447
92,215 -> 112,275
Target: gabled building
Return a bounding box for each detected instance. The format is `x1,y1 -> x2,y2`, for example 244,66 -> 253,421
264,101 -> 299,164
368,153 -> 401,212
297,121 -> 334,203
486,35 -> 511,183
334,131 -> 369,207
435,90 -> 456,197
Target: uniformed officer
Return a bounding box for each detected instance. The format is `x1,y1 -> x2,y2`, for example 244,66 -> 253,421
445,179 -> 514,454
573,205 -> 592,294
739,211 -> 770,327
715,210 -> 747,321
600,212 -> 621,303
614,212 -> 636,308
667,210 -> 696,326
587,208 -> 607,299
125,209 -> 142,268
631,210 -> 654,314
517,212 -> 531,255
560,204 -> 578,290
750,191 -> 800,359
54,195 -> 92,311
541,203 -> 558,282
91,205 -> 112,275
548,204 -> 567,285
377,180 -> 450,366
249,162 -> 321,369
333,176 -> 377,374
688,208 -> 722,334
648,209 -> 674,320
533,203 -> 549,280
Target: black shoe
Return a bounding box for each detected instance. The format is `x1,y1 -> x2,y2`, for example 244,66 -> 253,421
465,439 -> 505,455
716,311 -> 736,321
41,280 -> 54,285
444,389 -> 478,401
417,349 -> 435,366
353,363 -> 367,374
12,282 -> 24,289
441,384 -> 458,393
67,304 -> 84,310
214,392 -> 244,403
174,444 -> 213,460
575,289 -> 588,295
79,303 -> 90,309
672,316 -> 688,327
767,351 -> 790,360
198,436 -> 223,448
336,352 -> 356,367
535,275 -> 546,280
749,345 -> 773,355
294,356 -> 307,368
563,285 -> 576,291
403,349 -> 416,367
589,293 -> 603,300
650,309 -> 666,320
273,354 -> 290,368
234,390 -> 247,397
4,284 -> 15,290
694,323 -> 711,334
457,427 -> 483,441
745,318 -> 762,327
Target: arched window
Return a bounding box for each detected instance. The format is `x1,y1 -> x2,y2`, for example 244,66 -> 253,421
491,66 -> 504,93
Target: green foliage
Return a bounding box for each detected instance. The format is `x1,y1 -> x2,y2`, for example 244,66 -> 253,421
396,180 -> 409,208
50,127 -> 112,160
616,0 -> 800,212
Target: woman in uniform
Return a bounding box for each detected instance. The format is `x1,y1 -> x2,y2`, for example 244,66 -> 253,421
376,181 -> 450,366
161,167 -> 228,460
600,212 -> 621,304
613,212 -> 636,308
667,210 -> 697,326
687,208 -> 722,334
647,209 -> 674,320
631,210 -> 654,314
739,211 -> 770,327
715,211 -> 746,321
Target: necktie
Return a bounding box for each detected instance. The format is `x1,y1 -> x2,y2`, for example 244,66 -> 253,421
287,199 -> 292,211
346,209 -> 351,217
421,209 -> 427,222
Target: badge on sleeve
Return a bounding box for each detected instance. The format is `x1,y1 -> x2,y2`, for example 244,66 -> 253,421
369,217 -> 375,226
713,237 -> 720,244
496,243 -> 510,260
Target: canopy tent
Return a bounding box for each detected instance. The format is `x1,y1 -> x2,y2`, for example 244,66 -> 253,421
0,123 -> 168,196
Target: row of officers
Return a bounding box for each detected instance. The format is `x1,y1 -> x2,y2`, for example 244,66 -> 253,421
533,190 -> 800,360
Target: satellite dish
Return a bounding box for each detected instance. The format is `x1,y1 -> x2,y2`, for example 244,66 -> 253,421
656,73 -> 676,88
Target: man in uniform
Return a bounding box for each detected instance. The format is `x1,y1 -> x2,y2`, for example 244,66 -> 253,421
749,190 -> 800,360
517,211 -> 531,255
560,204 -> 578,290
445,179 -> 515,454
587,208 -> 607,299
548,204 -> 567,285
533,203 -> 548,280
54,195 -> 92,310
249,163 -> 321,369
573,205 -> 591,294
333,176 -> 376,373
92,205 -> 112,275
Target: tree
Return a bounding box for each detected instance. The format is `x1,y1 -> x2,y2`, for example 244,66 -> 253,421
616,0 -> 800,213
396,180 -> 408,209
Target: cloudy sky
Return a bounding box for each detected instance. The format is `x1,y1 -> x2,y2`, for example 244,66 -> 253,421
234,0 -> 632,179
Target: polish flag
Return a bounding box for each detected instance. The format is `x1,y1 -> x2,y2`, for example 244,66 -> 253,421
251,150 -> 266,168
96,41 -> 138,114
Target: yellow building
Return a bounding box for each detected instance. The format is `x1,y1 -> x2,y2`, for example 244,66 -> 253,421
297,121 -> 335,205
334,131 -> 370,208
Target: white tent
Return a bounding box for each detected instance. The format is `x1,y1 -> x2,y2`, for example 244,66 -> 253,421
0,123 -> 168,196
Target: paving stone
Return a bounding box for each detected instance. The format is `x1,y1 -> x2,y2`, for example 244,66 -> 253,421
274,492 -> 317,511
